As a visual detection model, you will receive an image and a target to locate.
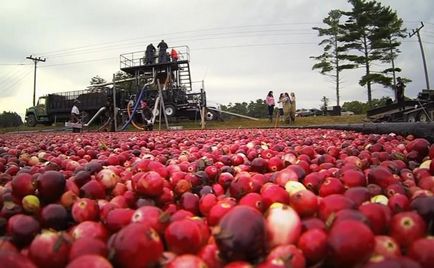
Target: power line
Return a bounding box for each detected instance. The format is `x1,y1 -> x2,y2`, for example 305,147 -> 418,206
34,22 -> 320,57
22,19 -> 434,63
36,40 -> 317,69
1,69 -> 33,98
40,57 -> 116,68
194,41 -> 316,51
0,63 -> 30,66
40,28 -> 317,60
33,27 -> 320,67
0,63 -> 30,88
22,21 -> 425,71
0,68 -> 31,90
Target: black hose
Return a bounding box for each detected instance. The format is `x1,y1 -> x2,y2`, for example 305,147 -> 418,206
291,122 -> 434,142
120,85 -> 146,130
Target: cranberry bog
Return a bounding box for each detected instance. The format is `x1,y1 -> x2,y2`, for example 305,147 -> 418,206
0,128 -> 433,267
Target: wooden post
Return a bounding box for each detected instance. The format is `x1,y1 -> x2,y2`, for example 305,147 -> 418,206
112,74 -> 117,132
274,110 -> 280,128
201,107 -> 206,129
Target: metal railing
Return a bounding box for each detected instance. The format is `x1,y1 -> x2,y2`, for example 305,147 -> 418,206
120,46 -> 190,69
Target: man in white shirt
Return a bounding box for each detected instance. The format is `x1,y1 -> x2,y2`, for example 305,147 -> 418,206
70,99 -> 81,133
71,100 -> 80,122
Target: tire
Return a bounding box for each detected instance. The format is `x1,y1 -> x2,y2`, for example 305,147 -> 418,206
26,114 -> 37,127
406,113 -> 417,122
418,109 -> 433,122
206,111 -> 218,121
164,105 -> 176,117
418,112 -> 429,122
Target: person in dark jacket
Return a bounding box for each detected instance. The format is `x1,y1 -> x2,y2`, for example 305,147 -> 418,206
145,43 -> 156,65
396,77 -> 405,105
157,40 -> 168,63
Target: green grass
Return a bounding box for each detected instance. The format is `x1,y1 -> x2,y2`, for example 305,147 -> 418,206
0,115 -> 367,134
185,114 -> 367,129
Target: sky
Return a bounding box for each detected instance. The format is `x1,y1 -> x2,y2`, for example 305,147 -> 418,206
1,0 -> 433,119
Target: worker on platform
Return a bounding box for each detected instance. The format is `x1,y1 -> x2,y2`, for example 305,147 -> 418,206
70,99 -> 81,133
145,43 -> 156,65
396,77 -> 405,107
157,40 -> 168,63
170,48 -> 178,62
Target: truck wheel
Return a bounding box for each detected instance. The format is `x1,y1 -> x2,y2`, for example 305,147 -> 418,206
418,110 -> 433,122
418,112 -> 429,122
26,114 -> 37,127
164,105 -> 176,117
406,113 -> 417,122
206,111 -> 217,121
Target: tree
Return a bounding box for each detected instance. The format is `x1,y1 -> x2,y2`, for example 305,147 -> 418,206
320,96 -> 329,113
311,10 -> 357,107
342,100 -> 367,114
371,6 -> 407,97
0,111 -> 23,127
340,0 -> 406,105
226,102 -> 248,116
342,97 -> 391,114
221,99 -> 268,119
247,99 -> 268,118
113,71 -> 135,94
87,75 -> 109,92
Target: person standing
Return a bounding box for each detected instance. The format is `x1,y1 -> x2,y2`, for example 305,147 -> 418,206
289,92 -> 296,123
277,93 -> 284,123
157,40 -> 168,63
396,77 -> 405,108
283,93 -> 291,124
140,99 -> 153,131
70,99 -> 81,133
145,43 -> 156,65
265,91 -> 275,122
170,48 -> 178,62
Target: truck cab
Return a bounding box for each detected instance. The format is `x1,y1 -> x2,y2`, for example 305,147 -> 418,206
25,96 -> 51,127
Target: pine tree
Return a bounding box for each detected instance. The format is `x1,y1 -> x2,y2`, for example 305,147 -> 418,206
87,75 -> 108,92
311,10 -> 356,107
340,0 -> 406,105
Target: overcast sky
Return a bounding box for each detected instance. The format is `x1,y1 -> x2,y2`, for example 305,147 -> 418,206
1,0 -> 433,118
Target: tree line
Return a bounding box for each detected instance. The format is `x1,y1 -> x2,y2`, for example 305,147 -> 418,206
0,111 -> 23,128
219,98 -> 389,118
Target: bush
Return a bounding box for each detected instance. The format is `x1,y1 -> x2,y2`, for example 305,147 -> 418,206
0,111 -> 23,128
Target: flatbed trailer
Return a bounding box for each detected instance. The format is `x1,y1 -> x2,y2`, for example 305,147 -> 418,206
367,90 -> 434,122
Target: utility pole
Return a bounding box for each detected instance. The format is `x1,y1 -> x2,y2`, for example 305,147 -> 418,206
26,55 -> 46,106
409,22 -> 430,90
